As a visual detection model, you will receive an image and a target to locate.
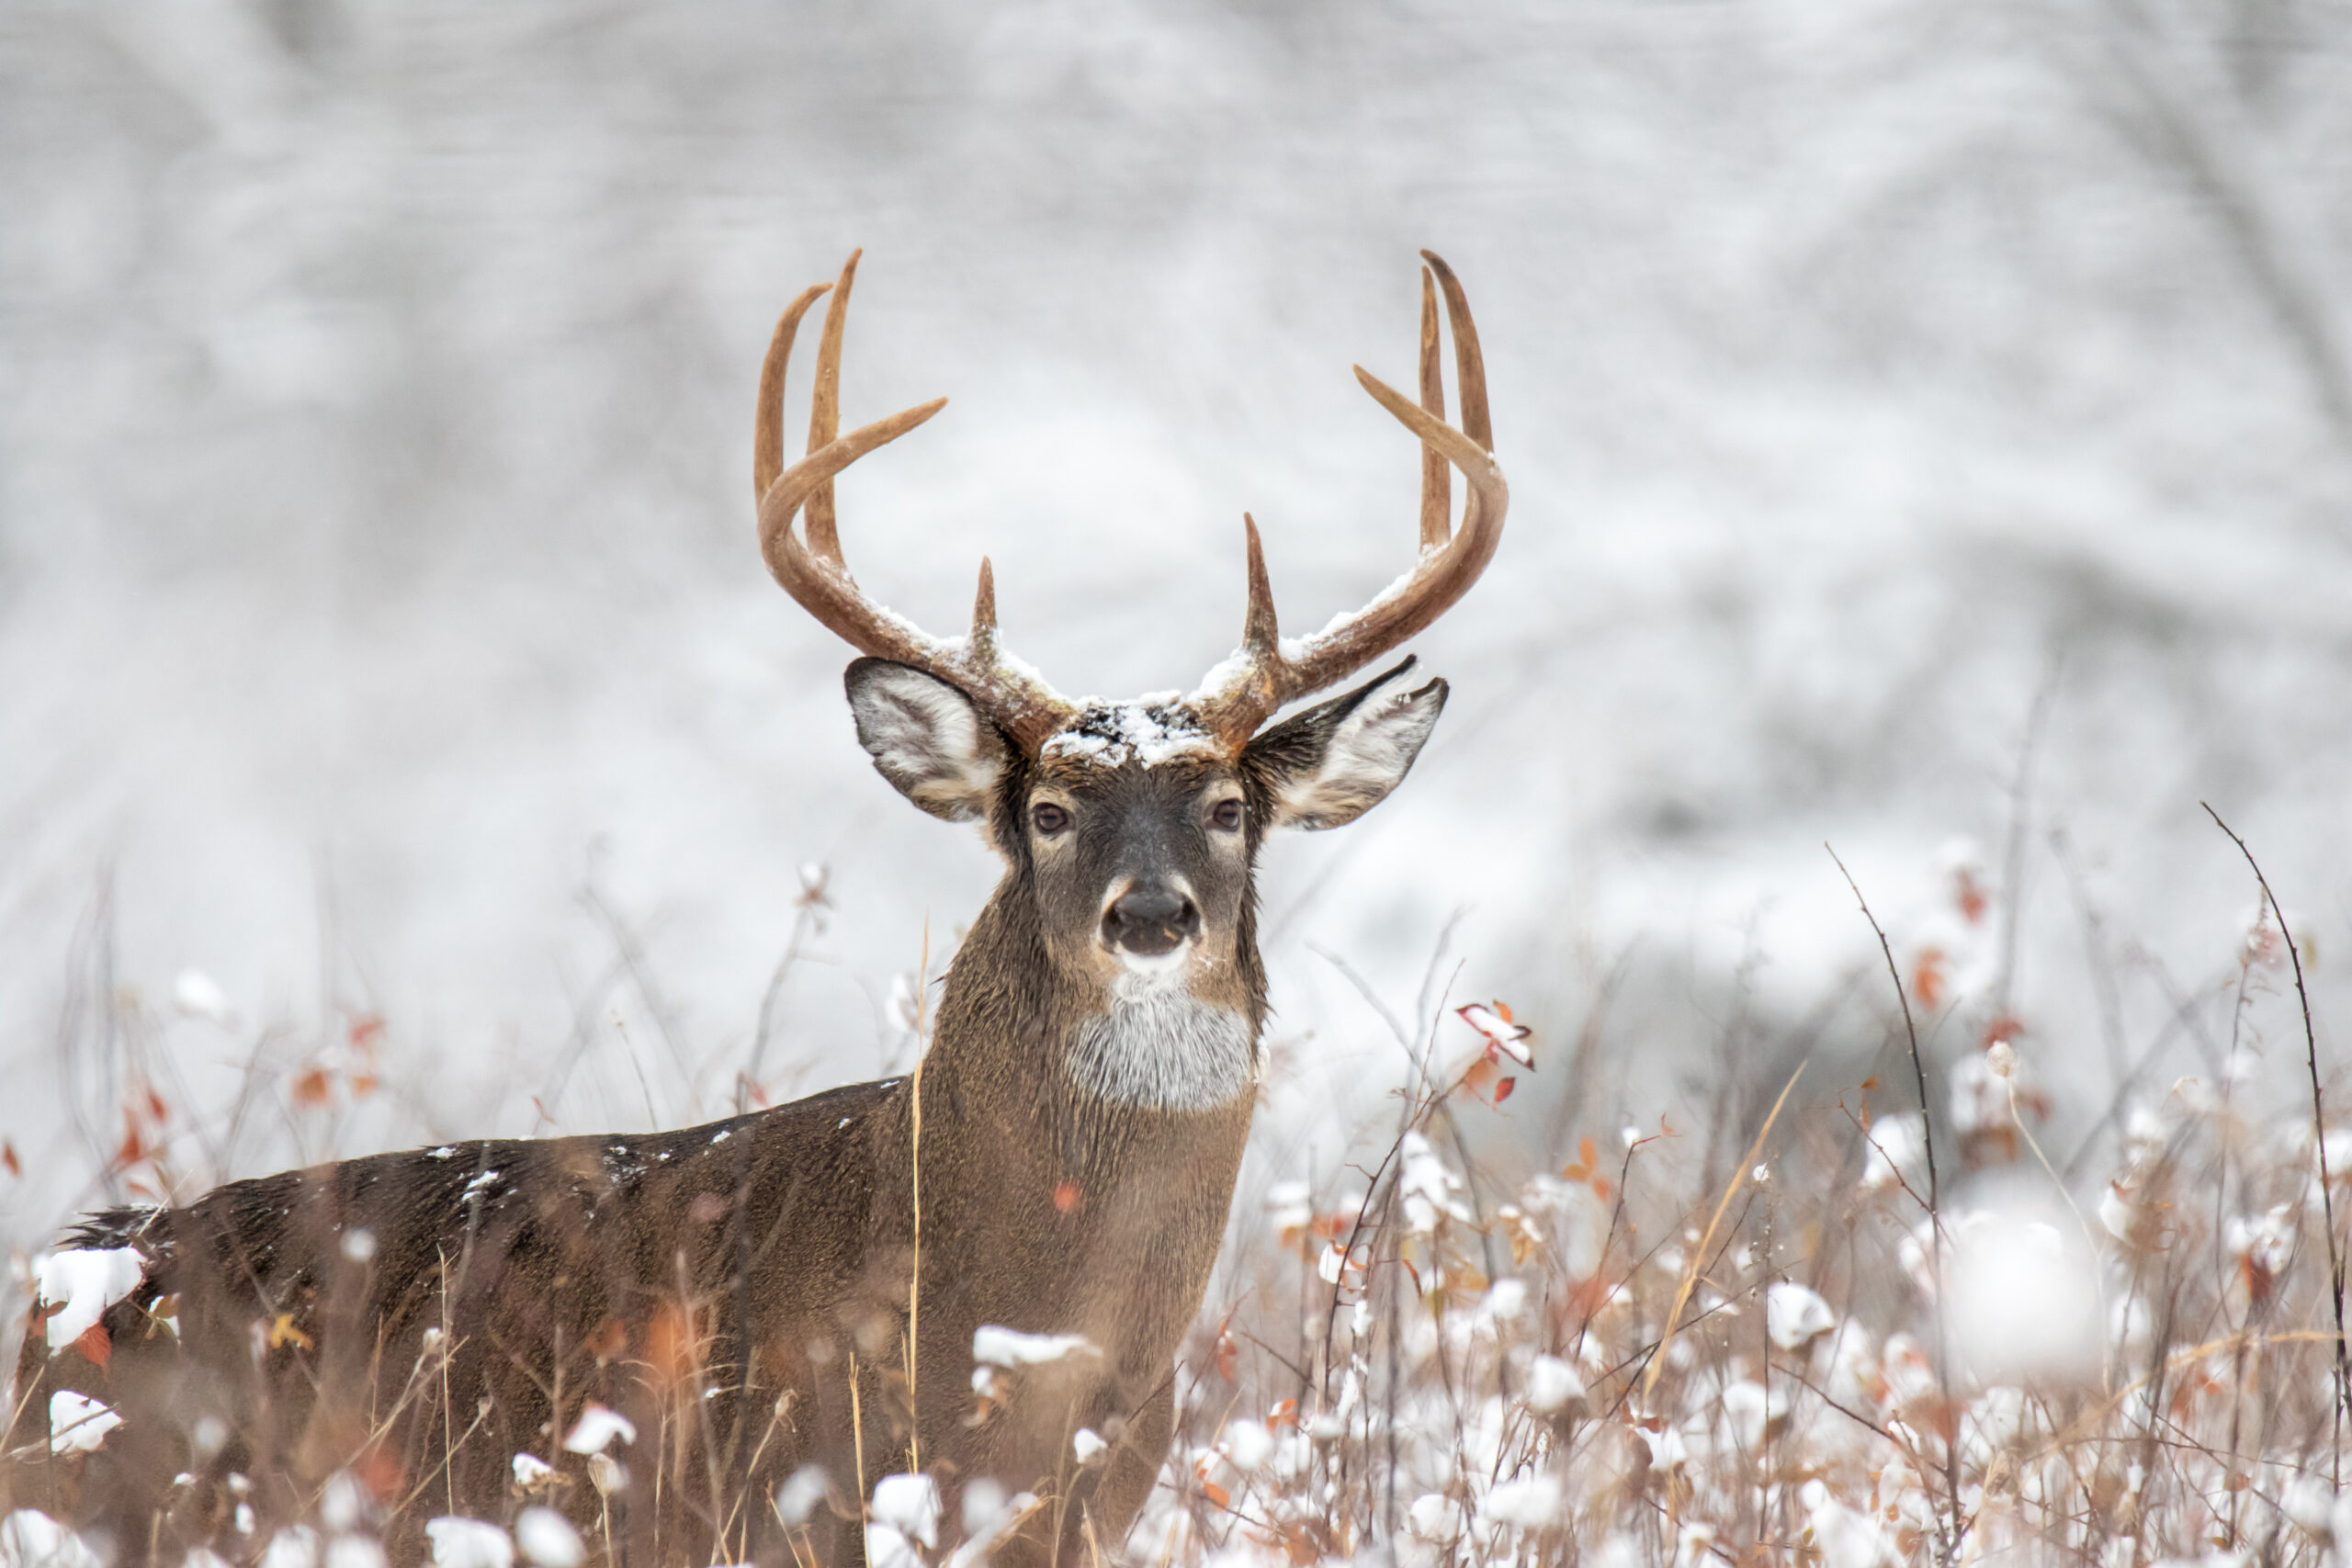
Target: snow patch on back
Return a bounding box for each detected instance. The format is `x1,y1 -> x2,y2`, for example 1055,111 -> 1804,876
971,1325 -> 1099,1367
37,1247 -> 145,1351
48,1393 -> 121,1455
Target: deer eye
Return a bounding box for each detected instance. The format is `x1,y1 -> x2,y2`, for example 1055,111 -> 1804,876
1210,798 -> 1244,832
1030,802 -> 1070,837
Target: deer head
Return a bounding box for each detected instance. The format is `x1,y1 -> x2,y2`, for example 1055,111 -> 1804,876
753,250 -> 1506,1104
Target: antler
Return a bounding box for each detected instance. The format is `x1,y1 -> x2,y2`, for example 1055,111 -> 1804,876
1185,251 -> 1507,748
754,251 -> 1078,751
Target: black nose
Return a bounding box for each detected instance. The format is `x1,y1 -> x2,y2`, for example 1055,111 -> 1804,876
1102,886 -> 1202,957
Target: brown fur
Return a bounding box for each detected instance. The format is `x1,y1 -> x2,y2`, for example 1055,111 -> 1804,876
3,673 -> 1448,1567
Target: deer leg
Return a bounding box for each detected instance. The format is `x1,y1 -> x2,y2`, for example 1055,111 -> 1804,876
1087,1377 -> 1174,1552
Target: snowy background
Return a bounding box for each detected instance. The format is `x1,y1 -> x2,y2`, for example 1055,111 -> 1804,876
5,0 -> 2352,1240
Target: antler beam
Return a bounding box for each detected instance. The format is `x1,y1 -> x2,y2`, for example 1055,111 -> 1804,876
1186,251 -> 1508,748
753,251 -> 1078,751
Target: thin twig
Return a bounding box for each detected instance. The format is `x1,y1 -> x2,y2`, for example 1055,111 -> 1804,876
1826,843 -> 1961,1565
2202,802 -> 2349,1472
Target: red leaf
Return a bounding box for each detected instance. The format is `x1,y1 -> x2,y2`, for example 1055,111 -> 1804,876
1215,1332 -> 1239,1382
74,1323 -> 111,1371
1052,1181 -> 1082,1213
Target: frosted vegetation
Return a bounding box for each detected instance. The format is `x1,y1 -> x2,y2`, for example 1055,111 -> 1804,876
7,0 -> 2352,1562
7,881 -> 2351,1562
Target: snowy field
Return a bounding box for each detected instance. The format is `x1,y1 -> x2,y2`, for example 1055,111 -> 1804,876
6,1 -> 2352,1562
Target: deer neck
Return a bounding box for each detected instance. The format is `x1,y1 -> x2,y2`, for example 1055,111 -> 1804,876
923,886 -> 1265,1134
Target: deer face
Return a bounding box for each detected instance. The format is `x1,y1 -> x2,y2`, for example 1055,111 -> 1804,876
755,247 -> 1503,1106
843,654 -> 1448,1005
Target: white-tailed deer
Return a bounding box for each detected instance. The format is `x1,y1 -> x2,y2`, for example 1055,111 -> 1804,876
6,250 -> 1507,1566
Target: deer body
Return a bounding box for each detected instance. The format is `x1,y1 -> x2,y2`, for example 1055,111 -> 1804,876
7,251 -> 1507,1567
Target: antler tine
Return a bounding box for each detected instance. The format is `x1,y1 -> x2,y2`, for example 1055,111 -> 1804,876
803,250 -> 860,565
1421,249 -> 1491,453
1240,513 -> 1278,658
1417,266 -> 1450,551
754,283 -> 833,502
754,254 -> 1080,753
1188,252 -> 1508,748
970,556 -> 999,665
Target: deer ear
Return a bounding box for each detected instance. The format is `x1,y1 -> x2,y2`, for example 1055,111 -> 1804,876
844,658 -> 1010,822
1242,657 -> 1447,831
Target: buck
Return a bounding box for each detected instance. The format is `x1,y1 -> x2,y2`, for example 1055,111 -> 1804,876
6,251 -> 1508,1566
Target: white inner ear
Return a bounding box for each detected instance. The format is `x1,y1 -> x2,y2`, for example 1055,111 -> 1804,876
851,666 -> 1002,820
1273,684 -> 1443,830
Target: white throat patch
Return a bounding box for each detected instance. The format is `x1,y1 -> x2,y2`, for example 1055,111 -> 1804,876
1067,990 -> 1257,1111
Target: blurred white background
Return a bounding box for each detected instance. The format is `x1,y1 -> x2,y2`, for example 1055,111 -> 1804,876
5,0 -> 2350,1239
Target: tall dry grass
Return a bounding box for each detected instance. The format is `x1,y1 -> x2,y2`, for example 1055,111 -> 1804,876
5,838 -> 2348,1568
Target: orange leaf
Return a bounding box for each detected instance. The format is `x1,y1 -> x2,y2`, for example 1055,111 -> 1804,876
1589,1175 -> 1614,1202
1495,1001 -> 1514,1023
1578,1137 -> 1598,1172
144,1087 -> 168,1122
1564,1274 -> 1612,1317
2,1140 -> 18,1178
348,1014 -> 386,1049
267,1313 -> 314,1351
1267,1397 -> 1297,1427
1215,1332 -> 1238,1382
1052,1180 -> 1082,1214
1912,947 -> 1946,1010
74,1323 -> 111,1370
646,1302 -> 699,1385
290,1066 -> 334,1110
1860,1075 -> 1879,1090
1493,1076 -> 1517,1104
1202,1481 -> 1231,1509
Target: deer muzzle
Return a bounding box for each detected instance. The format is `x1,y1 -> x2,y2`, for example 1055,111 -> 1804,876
1102,885 -> 1202,959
